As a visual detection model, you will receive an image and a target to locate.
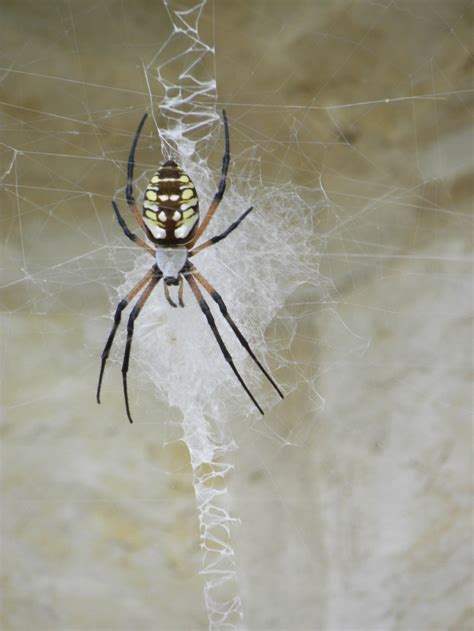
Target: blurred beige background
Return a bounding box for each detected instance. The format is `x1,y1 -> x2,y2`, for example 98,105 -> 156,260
1,1 -> 472,630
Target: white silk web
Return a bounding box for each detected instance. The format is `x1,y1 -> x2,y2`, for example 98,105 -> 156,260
114,2 -> 325,626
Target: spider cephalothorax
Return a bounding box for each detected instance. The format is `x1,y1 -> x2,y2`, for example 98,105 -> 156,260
142,160 -> 200,245
97,111 -> 284,423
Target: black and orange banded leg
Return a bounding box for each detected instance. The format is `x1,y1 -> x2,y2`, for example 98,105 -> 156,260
189,206 -> 253,257
188,109 -> 230,247
112,201 -> 154,255
121,273 -> 161,423
97,266 -> 158,404
185,272 -> 264,415
126,113 -> 149,233
191,268 -> 284,399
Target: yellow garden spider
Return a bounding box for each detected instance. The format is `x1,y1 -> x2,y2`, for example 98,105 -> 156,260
97,111 -> 284,423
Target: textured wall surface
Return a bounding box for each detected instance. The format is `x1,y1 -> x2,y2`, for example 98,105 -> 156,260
1,1 -> 472,630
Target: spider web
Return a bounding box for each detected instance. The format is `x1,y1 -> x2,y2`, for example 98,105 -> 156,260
1,1 -> 472,630
108,3 -> 328,626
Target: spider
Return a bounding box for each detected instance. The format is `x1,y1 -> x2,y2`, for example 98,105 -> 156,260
96,110 -> 284,423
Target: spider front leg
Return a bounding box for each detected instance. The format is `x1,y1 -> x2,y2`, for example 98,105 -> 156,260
190,266 -> 284,399
122,273 -> 162,423
97,265 -> 157,404
185,272 -> 264,415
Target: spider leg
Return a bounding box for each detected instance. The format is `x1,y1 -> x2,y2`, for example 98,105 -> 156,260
185,273 -> 264,415
164,283 -> 178,308
126,113 -> 149,233
122,273 -> 161,423
97,265 -> 157,404
112,201 -> 154,255
126,113 -> 147,208
188,109 -> 230,247
188,206 -> 253,257
178,275 -> 185,307
191,267 -> 284,399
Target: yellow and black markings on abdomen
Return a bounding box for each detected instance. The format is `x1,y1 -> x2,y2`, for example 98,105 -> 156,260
142,160 -> 199,244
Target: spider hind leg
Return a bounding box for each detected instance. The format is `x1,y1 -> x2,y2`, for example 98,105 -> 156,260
111,201 -> 154,255
187,109 -> 230,248
125,113 -> 150,234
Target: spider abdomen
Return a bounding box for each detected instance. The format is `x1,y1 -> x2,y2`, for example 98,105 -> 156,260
142,160 -> 199,246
